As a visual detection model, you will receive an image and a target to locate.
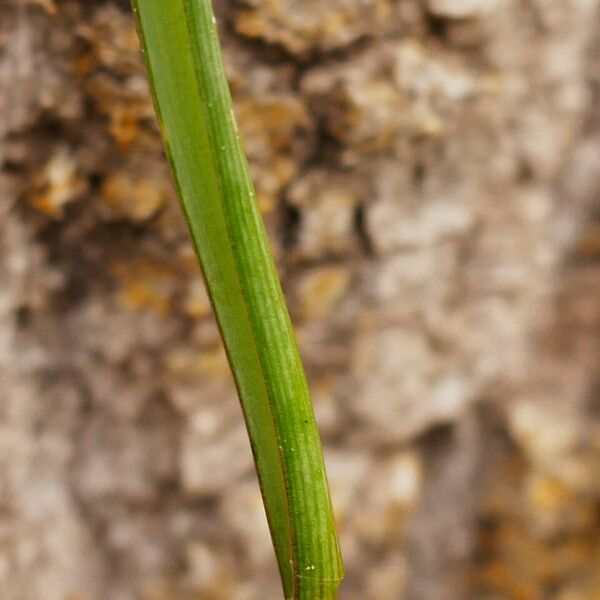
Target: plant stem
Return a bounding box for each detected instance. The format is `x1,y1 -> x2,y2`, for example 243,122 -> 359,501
131,1 -> 344,598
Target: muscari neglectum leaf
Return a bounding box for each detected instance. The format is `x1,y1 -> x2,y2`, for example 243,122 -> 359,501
131,1 -> 344,598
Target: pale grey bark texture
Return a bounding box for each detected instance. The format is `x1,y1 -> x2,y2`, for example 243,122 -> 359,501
1,1 -> 600,599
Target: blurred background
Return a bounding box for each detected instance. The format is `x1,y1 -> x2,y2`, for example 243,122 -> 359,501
1,0 -> 600,599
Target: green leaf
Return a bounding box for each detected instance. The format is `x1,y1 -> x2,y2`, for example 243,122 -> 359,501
131,1 -> 344,598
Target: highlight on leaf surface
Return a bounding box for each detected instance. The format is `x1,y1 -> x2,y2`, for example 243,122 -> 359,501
131,0 -> 344,598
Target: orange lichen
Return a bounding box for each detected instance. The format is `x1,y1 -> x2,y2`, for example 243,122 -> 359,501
235,97 -> 311,210
111,258 -> 179,316
183,280 -> 212,319
108,108 -> 141,153
101,174 -> 165,222
30,0 -> 57,14
472,449 -> 600,599
575,221 -> 600,258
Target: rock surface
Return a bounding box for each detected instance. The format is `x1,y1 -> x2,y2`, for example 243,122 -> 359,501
1,0 -> 600,599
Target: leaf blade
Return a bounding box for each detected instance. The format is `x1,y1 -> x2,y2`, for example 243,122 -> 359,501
132,1 -> 344,597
